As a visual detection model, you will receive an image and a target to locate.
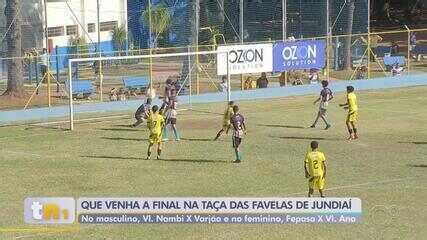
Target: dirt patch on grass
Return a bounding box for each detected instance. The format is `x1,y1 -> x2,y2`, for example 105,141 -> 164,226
178,117 -> 219,130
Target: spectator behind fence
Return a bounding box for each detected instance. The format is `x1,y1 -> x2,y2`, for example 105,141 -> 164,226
40,48 -> 48,77
219,76 -> 228,92
244,76 -> 252,90
256,72 -> 269,88
390,42 -> 399,56
356,65 -> 367,80
391,63 -> 404,77
289,70 -> 303,86
109,88 -> 118,101
309,69 -> 319,85
118,88 -> 127,101
410,32 -> 417,59
279,71 -> 288,87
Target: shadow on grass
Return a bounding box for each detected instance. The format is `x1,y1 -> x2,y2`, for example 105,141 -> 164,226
408,164 -> 427,168
398,141 -> 427,145
180,137 -> 213,142
114,124 -> 134,127
99,128 -> 140,132
273,136 -> 327,140
81,155 -> 229,164
102,137 -> 146,141
259,124 -> 306,129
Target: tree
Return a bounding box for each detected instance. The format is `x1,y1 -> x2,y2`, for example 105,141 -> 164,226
3,0 -> 24,96
112,25 -> 127,52
142,3 -> 172,47
344,0 -> 355,70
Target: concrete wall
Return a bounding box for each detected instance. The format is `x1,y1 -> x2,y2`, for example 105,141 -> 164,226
45,0 -> 127,48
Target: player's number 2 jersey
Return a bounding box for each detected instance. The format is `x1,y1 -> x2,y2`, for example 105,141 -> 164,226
305,151 -> 326,177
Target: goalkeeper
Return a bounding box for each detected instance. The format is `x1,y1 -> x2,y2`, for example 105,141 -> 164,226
131,98 -> 152,128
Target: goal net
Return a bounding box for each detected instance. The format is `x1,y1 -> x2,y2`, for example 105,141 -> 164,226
67,49 -> 231,130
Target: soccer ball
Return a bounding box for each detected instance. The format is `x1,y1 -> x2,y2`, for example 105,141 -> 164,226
146,88 -> 156,99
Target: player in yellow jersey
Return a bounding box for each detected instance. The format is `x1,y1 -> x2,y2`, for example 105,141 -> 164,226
146,105 -> 165,160
213,101 -> 234,141
339,86 -> 359,140
304,141 -> 327,197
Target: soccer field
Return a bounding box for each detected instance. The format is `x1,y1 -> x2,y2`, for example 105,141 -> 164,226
1,86 -> 427,239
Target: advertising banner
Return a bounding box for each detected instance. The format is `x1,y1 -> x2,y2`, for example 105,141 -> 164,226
217,44 -> 273,75
273,40 -> 326,72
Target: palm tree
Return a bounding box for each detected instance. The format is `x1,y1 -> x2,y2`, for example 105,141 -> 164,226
112,25 -> 127,52
3,0 -> 24,96
142,3 -> 172,47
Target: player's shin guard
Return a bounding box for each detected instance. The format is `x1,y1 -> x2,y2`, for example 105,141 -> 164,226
162,126 -> 169,140
173,127 -> 180,140
157,148 -> 162,158
234,148 -> 241,161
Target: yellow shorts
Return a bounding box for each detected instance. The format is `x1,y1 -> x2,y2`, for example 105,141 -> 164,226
308,176 -> 326,190
149,133 -> 162,144
347,111 -> 358,122
222,122 -> 231,131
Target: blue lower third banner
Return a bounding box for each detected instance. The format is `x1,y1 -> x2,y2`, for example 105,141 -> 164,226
76,197 -> 361,224
273,40 -> 326,72
79,213 -> 361,224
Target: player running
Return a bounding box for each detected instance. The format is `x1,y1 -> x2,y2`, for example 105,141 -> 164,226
131,98 -> 152,128
304,141 -> 327,198
146,105 -> 165,160
163,101 -> 180,141
339,86 -> 359,140
310,80 -> 333,129
230,105 -> 246,163
213,101 -> 234,141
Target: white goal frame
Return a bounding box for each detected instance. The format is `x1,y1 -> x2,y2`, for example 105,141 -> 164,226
67,50 -> 231,131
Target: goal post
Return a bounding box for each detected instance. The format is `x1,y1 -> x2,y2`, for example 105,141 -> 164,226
67,50 -> 231,131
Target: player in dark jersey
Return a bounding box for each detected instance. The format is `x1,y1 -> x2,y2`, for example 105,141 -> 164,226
310,80 -> 333,130
131,98 -> 152,128
230,105 -> 246,163
161,78 -> 174,111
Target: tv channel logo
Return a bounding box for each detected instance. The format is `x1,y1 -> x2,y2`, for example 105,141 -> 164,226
24,197 -> 75,224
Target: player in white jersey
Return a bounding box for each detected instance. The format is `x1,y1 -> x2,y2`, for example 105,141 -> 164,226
310,80 -> 333,130
163,101 -> 180,141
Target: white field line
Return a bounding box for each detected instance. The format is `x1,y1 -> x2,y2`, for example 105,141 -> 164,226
33,114 -> 131,126
2,150 -> 43,158
28,108 -> 191,127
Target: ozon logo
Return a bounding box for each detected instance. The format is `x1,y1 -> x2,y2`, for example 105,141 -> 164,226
229,49 -> 264,63
282,45 -> 317,61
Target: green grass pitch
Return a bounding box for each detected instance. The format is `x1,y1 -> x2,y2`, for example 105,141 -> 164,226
1,86 -> 426,239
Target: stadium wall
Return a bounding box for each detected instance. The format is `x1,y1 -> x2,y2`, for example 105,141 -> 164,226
1,74 -> 427,125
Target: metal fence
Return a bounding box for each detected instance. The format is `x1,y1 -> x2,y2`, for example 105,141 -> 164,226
0,0 -> 426,111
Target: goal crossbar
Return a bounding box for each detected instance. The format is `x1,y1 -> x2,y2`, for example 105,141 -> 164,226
67,49 -> 231,131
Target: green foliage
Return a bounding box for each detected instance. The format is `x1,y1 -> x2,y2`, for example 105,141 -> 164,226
69,36 -> 89,56
112,25 -> 127,51
142,4 -> 172,46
